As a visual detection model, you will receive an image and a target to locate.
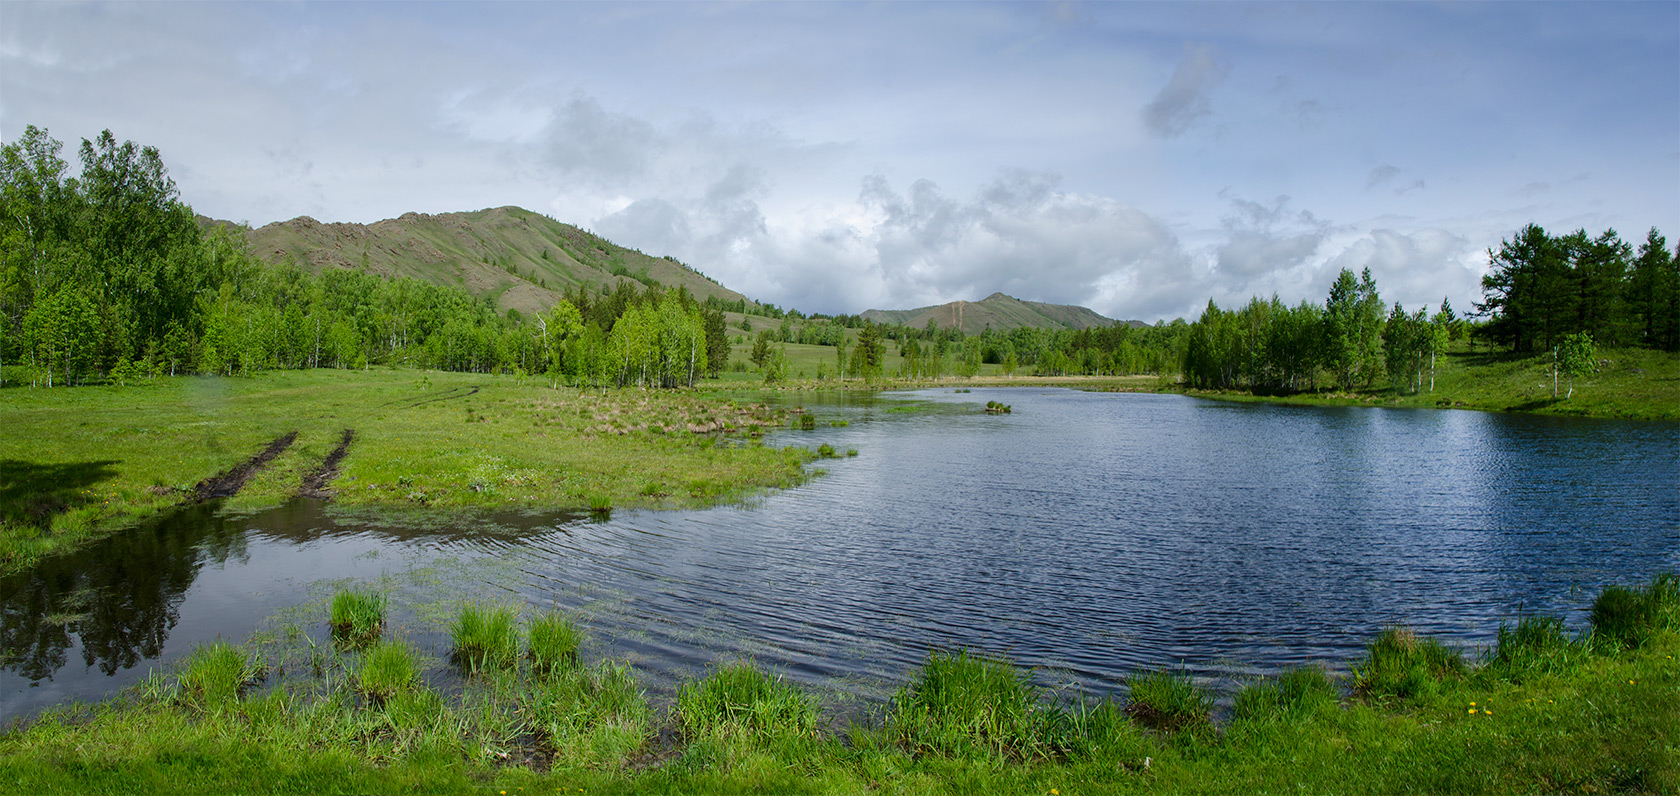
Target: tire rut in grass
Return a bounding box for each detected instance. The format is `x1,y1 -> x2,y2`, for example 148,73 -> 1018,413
300,429 -> 355,500
374,385 -> 481,412
191,431 -> 299,501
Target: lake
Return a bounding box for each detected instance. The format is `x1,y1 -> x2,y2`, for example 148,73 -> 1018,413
4,388 -> 1677,722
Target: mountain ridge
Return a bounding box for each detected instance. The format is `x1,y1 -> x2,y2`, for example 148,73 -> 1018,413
861,292 -> 1142,334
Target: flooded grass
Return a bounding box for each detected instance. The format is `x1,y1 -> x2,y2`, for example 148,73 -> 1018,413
1,574 -> 1677,793
0,368 -> 809,576
328,589 -> 386,647
452,603 -> 521,672
526,611 -> 582,674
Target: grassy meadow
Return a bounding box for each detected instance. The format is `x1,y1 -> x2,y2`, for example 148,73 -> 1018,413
1,574 -> 1675,795
0,368 -> 811,575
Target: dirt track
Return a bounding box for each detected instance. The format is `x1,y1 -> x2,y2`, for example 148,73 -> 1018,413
300,429 -> 355,499
191,432 -> 298,501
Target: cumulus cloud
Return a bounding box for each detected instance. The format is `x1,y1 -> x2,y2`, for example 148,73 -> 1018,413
1142,44 -> 1227,138
1214,194 -> 1331,290
1320,228 -> 1475,311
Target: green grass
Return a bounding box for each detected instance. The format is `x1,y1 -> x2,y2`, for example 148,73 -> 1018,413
526,610 -> 582,673
3,574 -> 1678,793
885,649 -> 1054,761
1123,667 -> 1213,733
451,603 -> 520,671
357,639 -> 418,702
675,662 -> 820,742
0,368 -> 811,575
1353,625 -> 1467,702
327,589 -> 386,646
1591,571 -> 1680,651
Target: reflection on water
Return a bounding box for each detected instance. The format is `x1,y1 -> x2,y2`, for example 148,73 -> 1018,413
4,389 -> 1677,722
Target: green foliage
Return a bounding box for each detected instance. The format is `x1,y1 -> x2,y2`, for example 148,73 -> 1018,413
451,603 -> 520,671
887,649 -> 1053,760
175,640 -> 260,709
358,640 -> 418,701
526,611 -> 582,673
329,589 -> 386,646
1556,331 -> 1596,398
676,662 -> 819,741
1353,626 -> 1465,701
1591,572 -> 1680,651
1124,667 -> 1213,732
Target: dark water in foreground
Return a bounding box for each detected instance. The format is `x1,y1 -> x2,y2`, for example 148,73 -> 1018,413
4,389 -> 1678,722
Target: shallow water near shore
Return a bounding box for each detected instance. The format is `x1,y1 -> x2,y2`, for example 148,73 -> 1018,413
4,388 -> 1677,723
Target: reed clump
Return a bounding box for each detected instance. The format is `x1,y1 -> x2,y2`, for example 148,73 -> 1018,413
358,639 -> 418,702
1353,625 -> 1465,701
329,588 -> 387,646
527,611 -> 582,674
452,603 -> 520,671
176,639 -> 262,709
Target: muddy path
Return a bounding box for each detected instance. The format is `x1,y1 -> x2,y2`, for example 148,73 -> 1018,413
191,432 -> 298,501
300,429 -> 355,500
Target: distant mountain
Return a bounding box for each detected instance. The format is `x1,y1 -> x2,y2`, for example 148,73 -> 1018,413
861,292 -> 1141,334
224,206 -> 752,317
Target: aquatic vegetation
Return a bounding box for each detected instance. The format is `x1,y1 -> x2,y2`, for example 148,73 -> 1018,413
328,588 -> 386,646
1124,667 -> 1213,732
984,400 -> 1012,414
587,494 -> 613,515
816,443 -> 837,458
175,640 -> 261,709
452,603 -> 521,671
526,611 -> 582,673
358,640 -> 418,701
798,413 -> 817,430
1353,625 -> 1465,700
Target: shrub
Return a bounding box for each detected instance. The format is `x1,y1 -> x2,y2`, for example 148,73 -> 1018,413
1353,626 -> 1464,701
452,603 -> 520,671
528,611 -> 582,673
677,662 -> 819,742
1125,667 -> 1213,732
1591,572 -> 1680,650
887,649 -> 1051,760
359,640 -> 418,702
329,588 -> 386,646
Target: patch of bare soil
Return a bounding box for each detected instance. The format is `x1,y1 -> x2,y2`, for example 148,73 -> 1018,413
191,432 -> 298,501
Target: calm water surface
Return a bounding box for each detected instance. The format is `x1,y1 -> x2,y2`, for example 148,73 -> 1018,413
4,389 -> 1677,722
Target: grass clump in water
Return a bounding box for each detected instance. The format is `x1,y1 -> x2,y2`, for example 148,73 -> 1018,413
1125,667 -> 1213,732
175,640 -> 261,709
358,639 -> 418,702
677,662 -> 819,742
1591,572 -> 1680,651
816,443 -> 837,458
329,588 -> 386,646
1353,625 -> 1465,701
887,649 -> 1052,760
527,611 -> 582,674
452,603 -> 521,671
587,494 -> 613,516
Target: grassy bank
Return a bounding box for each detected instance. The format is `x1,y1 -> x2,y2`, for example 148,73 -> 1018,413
2,574 -> 1675,794
1184,345 -> 1680,421
0,368 -> 811,575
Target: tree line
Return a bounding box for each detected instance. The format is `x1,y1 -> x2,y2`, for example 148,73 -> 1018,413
0,126 -> 726,388
1477,224 -> 1678,353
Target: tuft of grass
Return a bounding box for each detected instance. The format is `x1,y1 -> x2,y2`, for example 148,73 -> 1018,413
797,414 -> 817,430
358,639 -> 418,702
529,662 -> 652,768
887,649 -> 1052,760
1483,613 -> 1586,680
329,589 -> 386,646
176,640 -> 261,709
1353,625 -> 1465,701
527,611 -> 582,674
587,494 -> 613,515
816,443 -> 837,458
1591,572 -> 1680,651
452,603 -> 521,671
1125,667 -> 1213,732
1233,664 -> 1338,723
677,662 -> 820,742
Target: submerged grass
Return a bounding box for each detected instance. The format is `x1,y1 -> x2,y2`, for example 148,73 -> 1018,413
3,574 -> 1679,794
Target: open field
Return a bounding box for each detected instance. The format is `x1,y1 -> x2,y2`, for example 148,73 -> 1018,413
0,369 -> 811,575
2,574 -> 1675,795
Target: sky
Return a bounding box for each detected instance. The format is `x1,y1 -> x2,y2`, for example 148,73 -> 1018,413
3,1 -> 1677,323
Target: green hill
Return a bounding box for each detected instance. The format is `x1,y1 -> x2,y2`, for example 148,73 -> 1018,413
860,292 -> 1137,334
231,206 -> 752,317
